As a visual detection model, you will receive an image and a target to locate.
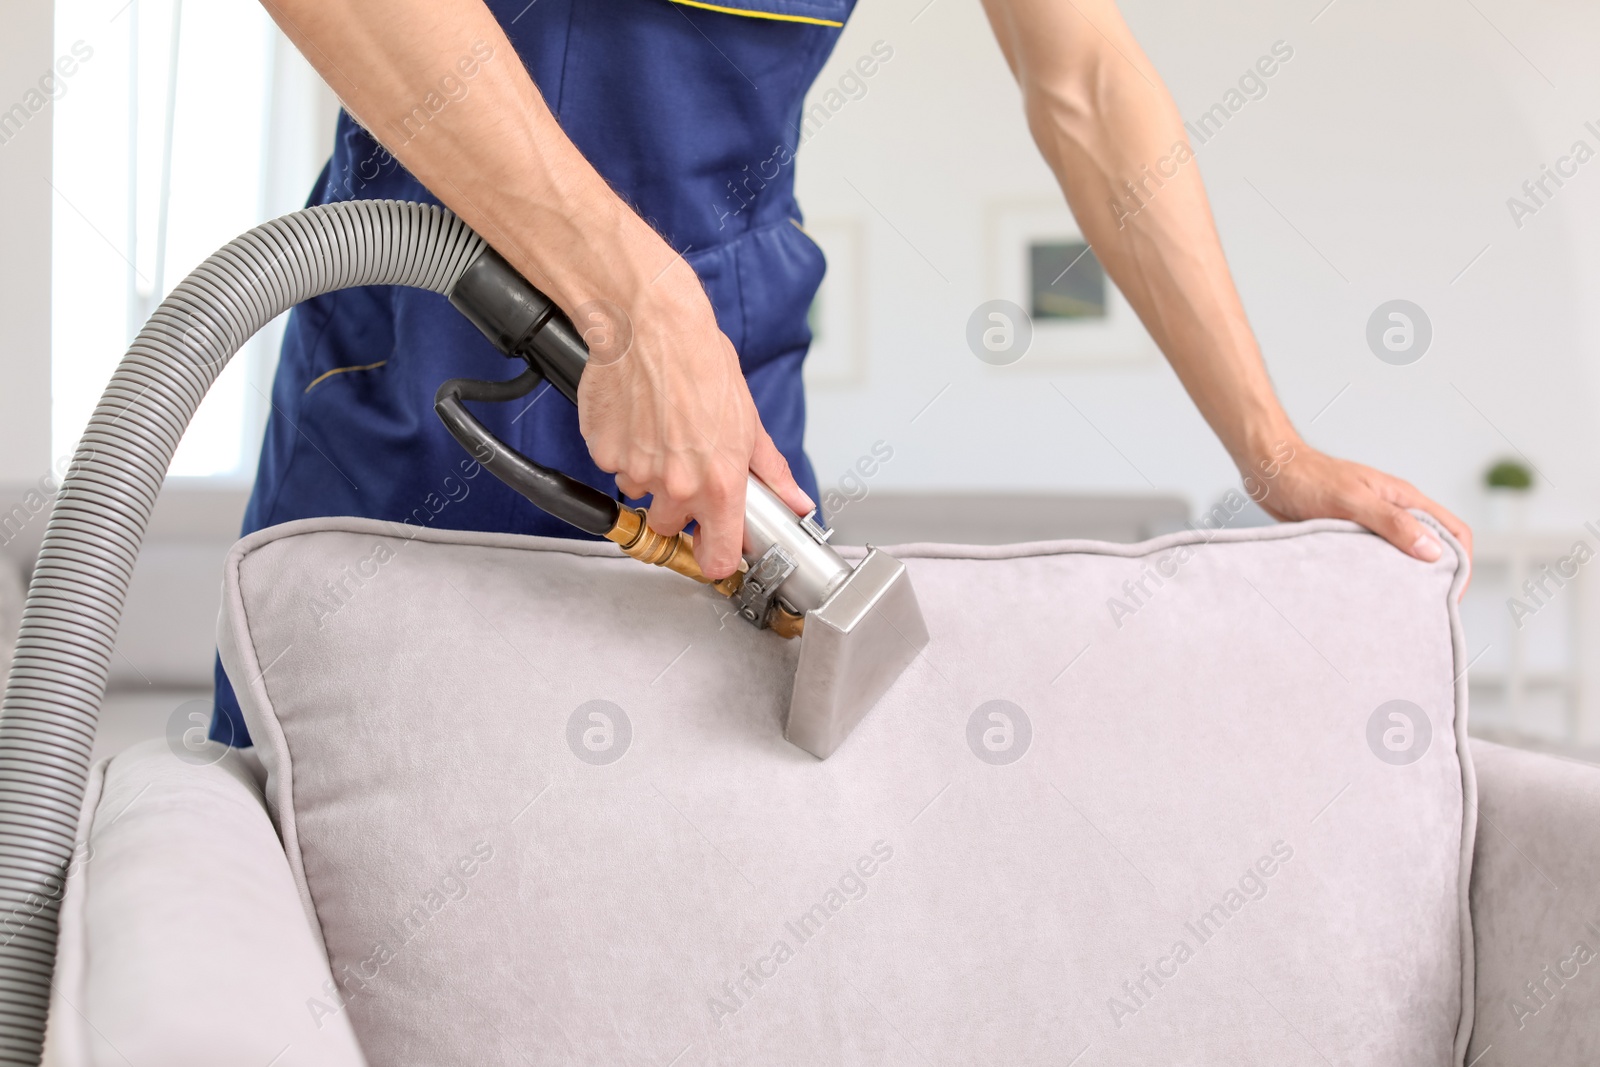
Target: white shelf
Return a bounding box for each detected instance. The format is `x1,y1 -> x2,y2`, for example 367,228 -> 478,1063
1461,525 -> 1590,745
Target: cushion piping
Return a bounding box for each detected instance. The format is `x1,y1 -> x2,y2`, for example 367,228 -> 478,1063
218,539 -> 330,963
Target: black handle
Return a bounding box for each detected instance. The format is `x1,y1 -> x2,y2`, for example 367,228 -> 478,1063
447,246 -> 587,403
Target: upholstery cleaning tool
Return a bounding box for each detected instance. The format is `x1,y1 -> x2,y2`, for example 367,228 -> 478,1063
0,202 -> 926,1058
436,247 -> 929,759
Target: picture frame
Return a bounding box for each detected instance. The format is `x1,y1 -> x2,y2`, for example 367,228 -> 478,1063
984,199 -> 1158,366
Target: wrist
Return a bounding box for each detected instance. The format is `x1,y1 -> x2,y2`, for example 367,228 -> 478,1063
1229,411 -> 1303,480
500,170 -> 704,327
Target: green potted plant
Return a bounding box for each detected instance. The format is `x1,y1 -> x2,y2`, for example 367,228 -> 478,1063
1484,458 -> 1533,530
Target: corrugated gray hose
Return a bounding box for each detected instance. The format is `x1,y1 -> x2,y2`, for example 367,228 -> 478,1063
0,199 -> 487,1062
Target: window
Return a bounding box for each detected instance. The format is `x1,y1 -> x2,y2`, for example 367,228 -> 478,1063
51,0 -> 336,480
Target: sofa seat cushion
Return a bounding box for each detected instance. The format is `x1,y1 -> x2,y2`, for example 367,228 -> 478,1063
219,516 -> 1475,1066
43,740 -> 366,1066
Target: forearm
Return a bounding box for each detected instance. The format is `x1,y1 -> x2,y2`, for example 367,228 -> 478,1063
984,0 -> 1297,472
260,0 -> 693,318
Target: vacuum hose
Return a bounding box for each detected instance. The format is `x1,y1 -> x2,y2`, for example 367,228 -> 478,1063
0,200 -> 486,1062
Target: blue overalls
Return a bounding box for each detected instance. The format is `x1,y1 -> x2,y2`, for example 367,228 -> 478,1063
212,0 -> 857,745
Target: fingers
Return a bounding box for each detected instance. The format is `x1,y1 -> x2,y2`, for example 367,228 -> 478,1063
1368,470 -> 1473,573
573,311 -> 786,579
1417,496 -> 1473,563
1355,492 -> 1443,563
684,472 -> 746,580
643,490 -> 691,540
749,430 -> 814,517
628,469 -> 744,580
614,473 -> 648,501
1408,492 -> 1474,596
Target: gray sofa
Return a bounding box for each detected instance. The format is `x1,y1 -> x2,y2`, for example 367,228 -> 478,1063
1466,740 -> 1600,1061
40,734 -> 1600,1065
35,514 -> 1600,1066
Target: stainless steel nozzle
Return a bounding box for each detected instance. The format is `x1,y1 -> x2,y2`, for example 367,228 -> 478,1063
735,477 -> 929,758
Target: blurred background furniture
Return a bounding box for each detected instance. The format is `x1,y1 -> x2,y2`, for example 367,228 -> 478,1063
1459,529 -> 1600,762
826,491 -> 1189,546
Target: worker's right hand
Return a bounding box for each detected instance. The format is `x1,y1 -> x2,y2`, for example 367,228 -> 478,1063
575,269 -> 814,581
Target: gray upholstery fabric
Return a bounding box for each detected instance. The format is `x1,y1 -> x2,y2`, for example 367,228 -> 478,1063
42,740 -> 366,1067
1468,739 -> 1600,1065
219,516 -> 1476,1067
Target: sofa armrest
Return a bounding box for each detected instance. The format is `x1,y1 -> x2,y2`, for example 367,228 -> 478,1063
1467,738 -> 1600,1066
43,739 -> 367,1067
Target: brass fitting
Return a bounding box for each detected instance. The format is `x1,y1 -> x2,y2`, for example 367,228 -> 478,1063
768,605 -> 805,640
606,506 -> 744,598
606,505 -> 806,638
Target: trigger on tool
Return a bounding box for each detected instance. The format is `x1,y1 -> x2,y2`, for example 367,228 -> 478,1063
731,544 -> 798,629
799,511 -> 834,544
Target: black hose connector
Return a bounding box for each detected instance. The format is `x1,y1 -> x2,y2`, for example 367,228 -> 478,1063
446,247 -> 557,360
447,247 -> 585,403
433,367 -> 619,537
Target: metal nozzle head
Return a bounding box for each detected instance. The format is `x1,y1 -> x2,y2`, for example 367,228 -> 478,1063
785,548 -> 929,759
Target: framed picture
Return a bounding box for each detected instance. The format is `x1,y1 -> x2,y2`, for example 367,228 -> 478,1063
985,200 -> 1158,366
799,217 -> 866,388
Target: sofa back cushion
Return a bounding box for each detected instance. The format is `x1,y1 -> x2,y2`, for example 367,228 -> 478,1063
219,517 -> 1475,1066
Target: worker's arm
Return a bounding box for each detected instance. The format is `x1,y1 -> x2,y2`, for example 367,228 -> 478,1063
257,0 -> 812,579
980,0 -> 1472,565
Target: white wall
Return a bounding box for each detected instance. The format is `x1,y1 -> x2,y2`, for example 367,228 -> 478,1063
796,0 -> 1600,532
0,0 -> 54,483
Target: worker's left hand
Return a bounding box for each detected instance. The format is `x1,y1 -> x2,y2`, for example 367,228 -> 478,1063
1248,443 -> 1473,587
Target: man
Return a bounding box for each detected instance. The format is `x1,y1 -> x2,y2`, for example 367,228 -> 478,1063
213,0 -> 1471,744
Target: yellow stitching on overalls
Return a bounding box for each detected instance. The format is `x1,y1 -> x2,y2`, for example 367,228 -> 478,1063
667,0 -> 844,27
302,360 -> 390,394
